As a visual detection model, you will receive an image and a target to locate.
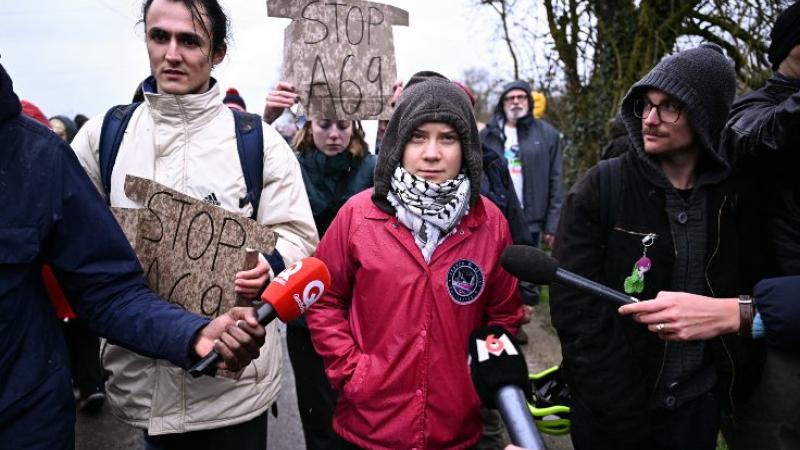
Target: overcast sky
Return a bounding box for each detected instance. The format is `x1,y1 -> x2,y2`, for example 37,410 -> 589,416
1,0 -> 515,119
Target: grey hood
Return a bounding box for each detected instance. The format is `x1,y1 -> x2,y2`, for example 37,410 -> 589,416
619,43 -> 736,187
372,71 -> 482,214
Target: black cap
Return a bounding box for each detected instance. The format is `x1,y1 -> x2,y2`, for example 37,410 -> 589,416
223,87 -> 246,111
769,2 -> 800,71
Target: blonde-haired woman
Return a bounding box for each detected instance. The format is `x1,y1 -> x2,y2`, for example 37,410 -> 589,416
265,83 -> 376,449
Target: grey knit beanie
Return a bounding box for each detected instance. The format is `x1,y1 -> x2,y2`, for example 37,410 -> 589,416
620,43 -> 736,159
372,71 -> 482,214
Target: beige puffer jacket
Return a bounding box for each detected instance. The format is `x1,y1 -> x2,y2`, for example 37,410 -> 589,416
71,82 -> 318,434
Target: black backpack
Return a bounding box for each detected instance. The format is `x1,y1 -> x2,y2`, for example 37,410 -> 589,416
98,103 -> 264,219
597,156 -> 623,233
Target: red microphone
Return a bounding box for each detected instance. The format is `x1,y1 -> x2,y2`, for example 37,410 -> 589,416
189,257 -> 331,377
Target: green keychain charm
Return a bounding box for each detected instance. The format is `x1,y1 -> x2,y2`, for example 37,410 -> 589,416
623,233 -> 656,294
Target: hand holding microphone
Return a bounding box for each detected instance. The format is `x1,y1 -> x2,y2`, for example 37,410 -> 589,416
189,256 -> 331,377
468,326 -> 546,450
191,307 -> 266,373
500,245 -> 638,306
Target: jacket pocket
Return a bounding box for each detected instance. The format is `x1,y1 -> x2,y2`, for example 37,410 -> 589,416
0,227 -> 39,264
343,353 -> 372,402
0,227 -> 40,302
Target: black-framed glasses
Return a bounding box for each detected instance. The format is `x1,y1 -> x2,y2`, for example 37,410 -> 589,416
633,99 -> 683,123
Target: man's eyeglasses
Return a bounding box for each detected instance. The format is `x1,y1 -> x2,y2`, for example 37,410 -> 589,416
503,94 -> 528,104
316,120 -> 352,132
633,99 -> 683,123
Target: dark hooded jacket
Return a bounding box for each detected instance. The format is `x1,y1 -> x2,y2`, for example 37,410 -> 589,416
480,80 -> 563,235
0,63 -> 208,448
480,148 -> 531,246
298,148 -> 376,237
550,44 -> 763,445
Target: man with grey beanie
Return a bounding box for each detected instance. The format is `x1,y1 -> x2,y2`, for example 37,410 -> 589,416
550,44 -> 760,450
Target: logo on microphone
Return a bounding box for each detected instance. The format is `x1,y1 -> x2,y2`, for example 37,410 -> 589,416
447,259 -> 484,305
293,279 -> 325,313
275,260 -> 303,286
476,333 -> 518,362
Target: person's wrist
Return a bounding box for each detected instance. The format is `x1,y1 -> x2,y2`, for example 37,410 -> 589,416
715,298 -> 740,335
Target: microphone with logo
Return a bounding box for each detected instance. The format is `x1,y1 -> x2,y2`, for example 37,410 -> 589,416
500,245 -> 638,306
468,326 -> 546,450
189,256 -> 331,377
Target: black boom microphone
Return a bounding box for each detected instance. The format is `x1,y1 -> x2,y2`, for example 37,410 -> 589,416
468,326 -> 546,450
501,245 -> 638,306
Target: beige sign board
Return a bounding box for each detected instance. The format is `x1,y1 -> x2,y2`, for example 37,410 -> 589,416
268,0 -> 408,120
112,175 -> 276,319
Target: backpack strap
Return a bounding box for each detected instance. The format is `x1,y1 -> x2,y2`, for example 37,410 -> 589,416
232,110 -> 264,220
99,102 -> 141,203
597,156 -> 623,234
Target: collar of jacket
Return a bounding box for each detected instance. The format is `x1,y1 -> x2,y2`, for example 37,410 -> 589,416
0,63 -> 22,123
629,144 -> 730,192
487,112 -> 533,137
140,76 -> 226,132
300,148 -> 355,176
770,72 -> 800,89
367,192 -> 487,229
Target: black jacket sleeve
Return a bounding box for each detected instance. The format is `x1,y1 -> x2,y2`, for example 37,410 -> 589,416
753,276 -> 800,352
550,167 -> 651,443
723,82 -> 800,164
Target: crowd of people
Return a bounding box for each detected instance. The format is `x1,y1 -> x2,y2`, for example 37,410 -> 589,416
2,0 -> 800,449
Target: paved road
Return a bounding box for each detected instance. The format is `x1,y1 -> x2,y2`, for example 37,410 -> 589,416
76,311 -> 573,450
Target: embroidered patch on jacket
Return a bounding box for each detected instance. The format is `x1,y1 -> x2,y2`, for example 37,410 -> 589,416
447,259 -> 485,305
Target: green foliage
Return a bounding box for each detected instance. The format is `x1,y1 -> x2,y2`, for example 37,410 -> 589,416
717,433 -> 729,450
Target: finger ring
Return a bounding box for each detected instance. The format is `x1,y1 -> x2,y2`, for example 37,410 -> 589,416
656,322 -> 665,332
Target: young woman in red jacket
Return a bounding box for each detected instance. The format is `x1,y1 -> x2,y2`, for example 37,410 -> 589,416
306,72 -> 523,450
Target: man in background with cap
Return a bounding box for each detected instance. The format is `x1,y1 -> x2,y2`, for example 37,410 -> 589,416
720,2 -> 800,448
481,80 -> 563,251
223,87 -> 247,112
551,44 -> 759,450
481,80 -> 563,346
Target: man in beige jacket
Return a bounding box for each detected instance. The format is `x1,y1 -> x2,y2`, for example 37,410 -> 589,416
70,0 -> 317,448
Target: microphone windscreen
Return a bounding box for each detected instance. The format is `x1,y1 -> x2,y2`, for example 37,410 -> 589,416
261,257 -> 331,322
500,245 -> 559,284
468,325 -> 531,408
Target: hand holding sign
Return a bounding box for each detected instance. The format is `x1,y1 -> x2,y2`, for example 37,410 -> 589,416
267,0 -> 409,120
263,81 -> 299,124
234,259 -> 270,300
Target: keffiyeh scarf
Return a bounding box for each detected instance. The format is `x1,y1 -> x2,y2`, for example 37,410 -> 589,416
387,167 -> 471,263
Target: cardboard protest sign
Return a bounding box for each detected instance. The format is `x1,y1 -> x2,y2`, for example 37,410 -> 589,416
268,0 -> 408,120
112,175 -> 276,319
